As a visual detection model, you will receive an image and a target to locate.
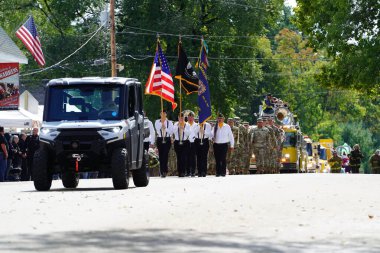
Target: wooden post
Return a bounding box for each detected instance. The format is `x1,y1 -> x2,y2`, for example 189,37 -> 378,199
110,0 -> 117,77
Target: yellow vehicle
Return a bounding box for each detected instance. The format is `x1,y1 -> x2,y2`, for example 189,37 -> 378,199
313,138 -> 334,173
280,126 -> 303,173
304,136 -> 317,172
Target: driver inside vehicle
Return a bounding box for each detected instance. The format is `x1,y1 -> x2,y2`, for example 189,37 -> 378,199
98,92 -> 119,117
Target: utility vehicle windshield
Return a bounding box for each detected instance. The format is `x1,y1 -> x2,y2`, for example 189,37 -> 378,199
45,85 -> 122,121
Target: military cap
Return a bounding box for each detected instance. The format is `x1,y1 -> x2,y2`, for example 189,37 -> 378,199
233,116 -> 240,121
257,117 -> 263,122
243,121 -> 249,125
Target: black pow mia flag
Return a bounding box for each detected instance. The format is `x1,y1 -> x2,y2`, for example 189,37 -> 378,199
175,42 -> 199,94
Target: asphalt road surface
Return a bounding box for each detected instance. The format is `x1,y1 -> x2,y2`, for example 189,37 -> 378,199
1,174 -> 379,253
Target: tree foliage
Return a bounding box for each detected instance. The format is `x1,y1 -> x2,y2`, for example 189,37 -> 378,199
295,0 -> 380,93
0,0 -> 378,155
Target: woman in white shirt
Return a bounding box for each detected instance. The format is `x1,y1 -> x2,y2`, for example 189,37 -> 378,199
193,120 -> 212,177
154,110 -> 173,177
172,112 -> 191,177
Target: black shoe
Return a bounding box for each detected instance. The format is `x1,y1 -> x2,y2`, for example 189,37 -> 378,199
179,174 -> 185,177
221,174 -> 226,177
191,174 -> 195,177
216,174 -> 221,177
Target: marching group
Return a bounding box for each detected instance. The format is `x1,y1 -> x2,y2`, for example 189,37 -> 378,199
145,110 -> 286,178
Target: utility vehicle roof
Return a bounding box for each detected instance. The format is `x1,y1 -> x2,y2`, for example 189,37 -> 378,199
46,77 -> 139,87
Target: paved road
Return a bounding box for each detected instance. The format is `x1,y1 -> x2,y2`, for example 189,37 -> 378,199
0,174 -> 380,253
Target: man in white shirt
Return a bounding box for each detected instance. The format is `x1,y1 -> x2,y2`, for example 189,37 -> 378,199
154,110 -> 174,178
143,114 -> 155,152
186,111 -> 198,177
212,113 -> 234,176
193,119 -> 212,177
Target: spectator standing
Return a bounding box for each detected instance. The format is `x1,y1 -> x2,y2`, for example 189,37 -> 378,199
27,128 -> 40,180
19,133 -> 29,181
9,135 -> 22,181
0,127 -> 9,182
348,144 -> 364,174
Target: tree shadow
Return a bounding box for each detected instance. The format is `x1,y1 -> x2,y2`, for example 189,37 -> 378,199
0,228 -> 379,253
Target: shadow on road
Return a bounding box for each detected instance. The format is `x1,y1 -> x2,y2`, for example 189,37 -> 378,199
0,228 -> 379,253
22,186 -> 137,193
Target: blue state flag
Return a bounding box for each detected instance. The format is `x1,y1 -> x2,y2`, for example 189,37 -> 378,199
197,43 -> 211,124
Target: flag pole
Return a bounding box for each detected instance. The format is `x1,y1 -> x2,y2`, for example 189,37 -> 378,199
157,34 -> 164,113
178,35 -> 182,113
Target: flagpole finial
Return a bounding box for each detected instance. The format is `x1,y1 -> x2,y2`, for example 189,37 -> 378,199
157,33 -> 160,42
179,35 -> 182,43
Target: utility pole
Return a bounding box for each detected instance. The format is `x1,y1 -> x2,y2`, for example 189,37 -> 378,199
110,0 -> 117,77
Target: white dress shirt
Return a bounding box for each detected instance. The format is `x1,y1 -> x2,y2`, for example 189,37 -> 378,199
155,119 -> 174,137
193,122 -> 212,140
144,118 -> 155,145
187,121 -> 198,143
212,123 -> 234,148
172,122 -> 191,141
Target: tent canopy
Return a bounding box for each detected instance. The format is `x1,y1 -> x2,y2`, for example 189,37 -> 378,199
0,108 -> 41,128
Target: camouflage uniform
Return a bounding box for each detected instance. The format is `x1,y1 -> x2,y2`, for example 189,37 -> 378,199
251,120 -> 272,174
237,124 -> 249,174
264,122 -> 278,173
227,125 -> 239,175
167,139 -> 177,176
207,139 -> 216,175
369,151 -> 380,174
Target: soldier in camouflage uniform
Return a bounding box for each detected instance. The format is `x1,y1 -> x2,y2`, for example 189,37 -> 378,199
227,118 -> 237,174
250,118 -> 272,174
269,118 -> 284,173
369,150 -> 380,174
234,118 -> 249,174
263,117 -> 278,173
167,138 -> 177,176
207,120 -> 217,175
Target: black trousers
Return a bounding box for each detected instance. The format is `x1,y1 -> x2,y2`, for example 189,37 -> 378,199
157,137 -> 171,175
144,142 -> 150,152
186,142 -> 197,175
174,140 -> 189,176
213,143 -> 229,176
195,138 -> 209,176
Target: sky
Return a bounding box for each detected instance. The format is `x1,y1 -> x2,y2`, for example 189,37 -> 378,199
285,0 -> 297,7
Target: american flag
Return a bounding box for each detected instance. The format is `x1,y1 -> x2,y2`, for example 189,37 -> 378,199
16,16 -> 45,66
145,41 -> 176,110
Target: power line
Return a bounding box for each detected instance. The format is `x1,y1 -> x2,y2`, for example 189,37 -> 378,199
20,24 -> 105,77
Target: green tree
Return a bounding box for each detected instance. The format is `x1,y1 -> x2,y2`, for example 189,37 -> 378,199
295,0 -> 380,93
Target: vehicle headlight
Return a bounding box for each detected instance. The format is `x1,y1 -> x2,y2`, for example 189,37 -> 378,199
102,126 -> 122,133
284,154 -> 290,158
251,154 -> 255,158
41,128 -> 57,135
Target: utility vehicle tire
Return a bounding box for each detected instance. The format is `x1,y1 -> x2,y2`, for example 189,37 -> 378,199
62,172 -> 79,188
132,151 -> 149,187
111,148 -> 129,189
33,148 -> 53,191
